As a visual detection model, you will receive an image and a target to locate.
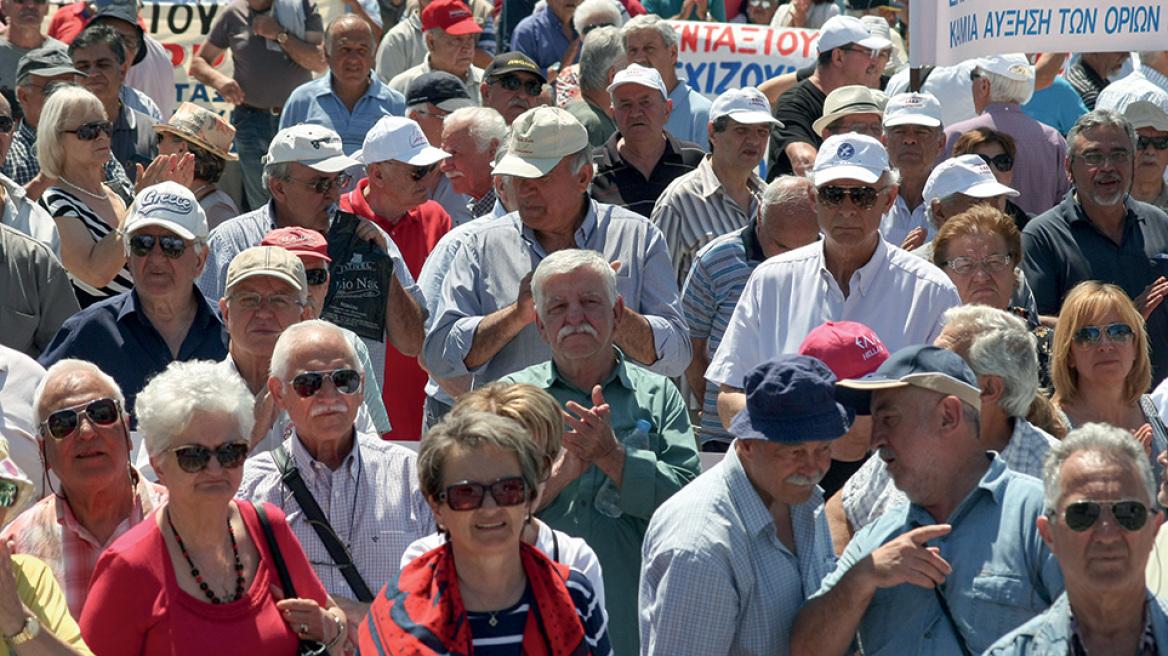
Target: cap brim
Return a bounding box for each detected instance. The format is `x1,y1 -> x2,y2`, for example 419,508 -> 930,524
442,19 -> 482,35
227,269 -> 304,292
606,79 -> 667,98
720,110 -> 783,126
491,153 -> 559,179
815,165 -> 882,185
27,65 -> 87,79
730,404 -> 853,441
964,180 -> 1021,198
435,98 -> 475,112
836,372 -> 982,415
153,125 -> 238,161
490,65 -> 547,83
289,250 -> 332,262
883,115 -> 941,128
856,35 -> 893,50
402,145 -> 451,167
834,377 -> 909,415
303,153 -> 362,173
125,217 -> 198,241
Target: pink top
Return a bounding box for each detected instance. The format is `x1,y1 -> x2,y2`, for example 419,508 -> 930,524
79,501 -> 328,656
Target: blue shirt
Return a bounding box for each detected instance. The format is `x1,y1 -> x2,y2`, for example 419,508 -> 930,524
1022,75 -> 1089,135
640,446 -> 835,656
812,456 -> 1064,656
985,592 -> 1168,655
666,79 -> 713,151
510,8 -> 575,73
37,288 -> 229,417
279,74 -> 406,155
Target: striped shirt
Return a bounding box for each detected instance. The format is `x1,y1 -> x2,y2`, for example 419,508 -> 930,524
651,155 -> 765,287
681,223 -> 766,445
40,186 -> 134,307
466,572 -> 613,656
589,131 -> 706,220
1064,59 -> 1110,110
3,120 -> 134,203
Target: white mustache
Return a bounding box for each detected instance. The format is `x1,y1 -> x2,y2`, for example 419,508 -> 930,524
309,402 -> 349,417
444,170 -> 465,179
557,323 -> 598,341
786,470 -> 826,486
508,98 -> 532,110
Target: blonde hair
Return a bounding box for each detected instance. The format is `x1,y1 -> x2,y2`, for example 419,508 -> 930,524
37,85 -> 106,180
449,382 -> 563,476
1051,281 -> 1150,406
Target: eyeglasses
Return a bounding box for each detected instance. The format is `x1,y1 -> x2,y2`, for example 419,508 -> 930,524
1055,499 -> 1149,532
128,233 -> 188,259
411,108 -> 449,121
840,45 -> 892,60
817,185 -> 886,209
39,398 -> 121,440
977,152 -> 1014,172
228,293 -> 303,312
1138,135 -> 1168,151
1074,151 -> 1132,168
0,481 -> 18,508
582,21 -> 614,35
287,369 -> 362,397
944,253 -> 1013,275
439,477 -> 528,510
491,73 -> 542,97
394,161 -> 438,181
169,441 -> 250,473
1072,322 -> 1135,347
0,116 -> 14,134
283,171 -> 351,194
61,121 -> 113,141
305,268 -> 328,286
749,0 -> 774,6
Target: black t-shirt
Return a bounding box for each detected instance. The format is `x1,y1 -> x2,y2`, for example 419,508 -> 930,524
819,454 -> 871,499
589,131 -> 706,219
766,79 -> 826,181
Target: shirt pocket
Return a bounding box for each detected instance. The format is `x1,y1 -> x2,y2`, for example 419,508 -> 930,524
962,573 -> 1043,646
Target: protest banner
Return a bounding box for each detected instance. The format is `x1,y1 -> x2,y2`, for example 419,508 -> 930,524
669,20 -> 818,99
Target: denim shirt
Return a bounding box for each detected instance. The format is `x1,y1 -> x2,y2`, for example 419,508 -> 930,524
985,591 -> 1168,655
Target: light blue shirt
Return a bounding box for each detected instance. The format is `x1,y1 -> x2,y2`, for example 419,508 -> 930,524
279,74 -> 406,155
640,446 -> 835,656
813,456 -> 1064,656
667,79 -> 712,151
423,199 -> 691,385
880,194 -> 933,249
985,591 -> 1168,655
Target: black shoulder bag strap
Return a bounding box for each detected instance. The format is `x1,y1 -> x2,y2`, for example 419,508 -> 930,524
933,586 -> 975,656
273,445 -> 375,603
253,500 -> 298,598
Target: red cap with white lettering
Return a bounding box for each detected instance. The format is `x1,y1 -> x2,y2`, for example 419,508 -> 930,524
422,0 -> 482,34
798,321 -> 889,381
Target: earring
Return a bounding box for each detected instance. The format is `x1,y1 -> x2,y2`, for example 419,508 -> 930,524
437,524 -> 446,531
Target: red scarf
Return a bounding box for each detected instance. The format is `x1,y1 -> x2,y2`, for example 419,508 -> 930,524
360,542 -> 589,656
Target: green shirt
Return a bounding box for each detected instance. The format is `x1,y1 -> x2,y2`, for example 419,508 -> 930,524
565,98 -> 619,149
504,350 -> 700,656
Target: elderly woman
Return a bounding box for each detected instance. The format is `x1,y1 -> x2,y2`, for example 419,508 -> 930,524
1051,281 -> 1167,483
400,382 -> 606,608
951,127 -> 1031,230
37,85 -> 132,308
79,361 -> 346,655
154,102 -> 240,229
362,411 -> 612,656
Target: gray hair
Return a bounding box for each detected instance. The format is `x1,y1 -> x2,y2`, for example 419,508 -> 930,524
925,192 -> 967,230
136,360 -> 255,458
1042,423 -> 1157,514
573,0 -> 623,33
980,68 -> 1034,105
269,319 -> 359,381
262,160 -> 292,192
531,248 -> 617,320
324,15 -> 371,56
941,305 -> 1039,418
444,106 -> 508,153
568,146 -> 592,175
621,13 -> 678,49
1067,109 -> 1138,160
578,26 -> 626,92
418,410 -> 543,502
37,85 -> 105,179
806,167 -> 901,190
761,175 -> 813,213
33,359 -> 126,427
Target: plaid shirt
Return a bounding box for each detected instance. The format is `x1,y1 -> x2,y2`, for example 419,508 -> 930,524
0,469 -> 166,620
1070,604 -> 1157,656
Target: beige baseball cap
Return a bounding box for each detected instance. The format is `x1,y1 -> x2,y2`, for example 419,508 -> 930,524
225,246 -> 308,294
491,106 -> 589,179
812,85 -> 885,137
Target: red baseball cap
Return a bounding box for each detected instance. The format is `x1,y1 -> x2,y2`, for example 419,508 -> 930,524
798,321 -> 888,381
422,0 -> 482,35
261,227 -> 331,262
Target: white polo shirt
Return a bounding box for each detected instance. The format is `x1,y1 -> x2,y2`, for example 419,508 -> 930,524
706,237 -> 961,389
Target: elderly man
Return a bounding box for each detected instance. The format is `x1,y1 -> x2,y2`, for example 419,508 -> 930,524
879,92 -> 946,250
812,84 -> 884,140
502,248 -> 700,656
1066,52 -> 1129,111
1023,110 -> 1168,384
440,106 -> 506,220
766,16 -> 890,179
683,176 -> 820,451
2,359 -> 166,620
641,355 -> 845,655
590,63 -> 704,220
987,425 -> 1168,654
708,133 -> 960,421
389,0 -> 484,105
480,51 -> 546,125
909,153 -> 1021,261
1125,100 -> 1168,211
0,0 -> 63,113
424,106 -> 691,390
945,54 -> 1070,216
1097,50 -> 1168,116
404,71 -> 473,147
374,0 -> 494,86
39,182 -> 227,416
621,15 -> 712,149
280,16 -> 408,156
790,344 -> 1064,655
239,320 -> 432,648
564,26 -> 624,148
84,2 -> 165,121
653,86 -> 778,287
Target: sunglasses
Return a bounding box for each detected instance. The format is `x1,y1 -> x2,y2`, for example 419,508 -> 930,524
1072,322 -> 1135,347
287,369 -> 362,398
40,398 -> 121,440
305,268 -> 328,286
749,0 -> 774,6
492,73 -> 542,97
61,121 -> 113,141
397,161 -> 437,182
284,172 -> 351,194
0,116 -> 13,134
817,185 -> 885,209
977,152 -> 1014,172
582,21 -> 614,35
1138,135 -> 1168,151
944,253 -> 1012,275
128,233 -> 188,259
440,477 -> 528,511
1055,499 -> 1149,532
169,441 -> 250,473
0,481 -> 18,508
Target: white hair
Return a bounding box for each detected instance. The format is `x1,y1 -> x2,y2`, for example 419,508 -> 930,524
531,249 -> 617,320
941,305 -> 1038,418
269,319 -> 359,381
444,106 -> 508,153
981,69 -> 1034,105
573,0 -> 623,33
1042,423 -> 1157,514
578,26 -> 626,92
136,360 -> 255,458
621,13 -> 678,48
33,359 -> 126,426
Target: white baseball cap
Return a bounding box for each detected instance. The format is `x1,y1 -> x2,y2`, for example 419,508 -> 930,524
1125,100 -> 1168,131
975,53 -> 1033,82
710,87 -> 782,126
492,106 -> 590,179
354,116 -> 450,166
817,15 -> 891,53
124,181 -> 209,240
882,92 -> 943,128
263,124 -> 360,173
813,134 -> 889,185
606,63 -> 667,100
924,154 -> 1020,205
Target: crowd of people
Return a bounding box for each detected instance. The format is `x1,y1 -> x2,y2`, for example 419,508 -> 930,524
0,0 -> 1164,653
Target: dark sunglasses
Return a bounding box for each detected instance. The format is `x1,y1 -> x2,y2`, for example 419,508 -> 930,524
440,477 -> 528,511
0,480 -> 18,508
1072,322 -> 1135,347
582,21 -> 614,35
61,121 -> 113,141
287,369 -> 362,398
305,268 -> 328,286
169,441 -> 250,473
128,233 -> 188,259
977,152 -> 1014,172
1138,135 -> 1168,151
1057,499 -> 1149,532
399,162 -> 437,182
817,185 -> 884,209
285,171 -> 351,194
0,116 -> 14,134
40,398 -> 121,440
492,73 -> 542,97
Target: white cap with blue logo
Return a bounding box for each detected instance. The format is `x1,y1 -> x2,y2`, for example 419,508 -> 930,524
812,134 -> 890,186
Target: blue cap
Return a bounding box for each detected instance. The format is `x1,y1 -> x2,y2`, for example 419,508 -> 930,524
835,344 -> 982,415
729,355 -> 853,443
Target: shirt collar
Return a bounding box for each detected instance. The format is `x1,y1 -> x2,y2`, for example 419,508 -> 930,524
905,453 -> 1010,525
741,220 -> 766,262
1138,63 -> 1168,91
722,446 -> 777,539
516,196 -> 599,255
544,347 -> 633,395
818,238 -> 889,297
322,73 -> 386,102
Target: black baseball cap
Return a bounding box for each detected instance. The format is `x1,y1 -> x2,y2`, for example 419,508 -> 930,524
406,71 -> 474,111
88,3 -> 147,65
484,52 -> 546,83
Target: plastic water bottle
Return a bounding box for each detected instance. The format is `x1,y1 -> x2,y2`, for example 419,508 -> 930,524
594,419 -> 652,518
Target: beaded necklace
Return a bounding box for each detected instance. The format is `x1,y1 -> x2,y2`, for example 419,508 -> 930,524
166,509 -> 245,604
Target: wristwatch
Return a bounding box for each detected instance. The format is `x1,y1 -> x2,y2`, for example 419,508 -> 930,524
277,30 -> 289,45
5,616 -> 39,647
